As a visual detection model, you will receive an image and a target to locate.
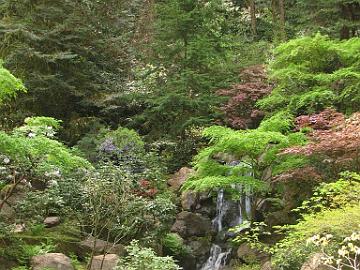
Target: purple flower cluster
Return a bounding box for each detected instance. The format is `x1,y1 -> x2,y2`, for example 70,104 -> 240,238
99,138 -> 118,153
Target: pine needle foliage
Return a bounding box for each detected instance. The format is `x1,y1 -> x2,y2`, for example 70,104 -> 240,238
0,0 -> 141,120
138,0 -> 240,139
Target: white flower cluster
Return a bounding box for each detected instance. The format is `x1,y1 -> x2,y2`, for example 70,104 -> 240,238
308,229 -> 360,270
222,0 -> 240,12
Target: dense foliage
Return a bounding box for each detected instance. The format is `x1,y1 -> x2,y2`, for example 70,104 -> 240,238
0,0 -> 141,127
272,173 -> 360,270
0,62 -> 25,105
0,1 -> 359,270
258,34 -> 360,116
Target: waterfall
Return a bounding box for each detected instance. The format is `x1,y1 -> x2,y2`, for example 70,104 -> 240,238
200,188 -> 232,270
212,189 -> 229,233
199,162 -> 252,270
200,244 -> 231,270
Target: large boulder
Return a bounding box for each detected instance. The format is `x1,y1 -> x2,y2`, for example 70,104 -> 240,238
187,237 -> 212,257
181,191 -> 198,211
0,183 -> 29,222
78,236 -> 125,258
31,253 -> 74,270
44,216 -> 61,228
90,254 -> 119,270
301,253 -> 330,270
261,260 -> 273,270
168,167 -> 194,192
236,243 -> 270,267
171,211 -> 212,238
237,243 -> 258,264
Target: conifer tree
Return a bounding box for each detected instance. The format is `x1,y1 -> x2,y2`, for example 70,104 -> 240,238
138,0 -> 239,139
0,0 -> 141,121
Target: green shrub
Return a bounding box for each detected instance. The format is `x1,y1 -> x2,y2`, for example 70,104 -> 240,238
11,267 -> 30,270
0,117 -> 92,177
294,172 -> 360,215
236,264 -> 261,270
17,242 -> 56,265
257,34 -> 360,116
0,61 -> 26,105
182,125 -> 307,221
117,240 -> 181,270
162,233 -> 189,256
272,204 -> 360,270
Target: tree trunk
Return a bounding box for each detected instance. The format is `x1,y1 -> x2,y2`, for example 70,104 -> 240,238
340,3 -> 351,39
248,0 -> 257,36
271,0 -> 278,37
278,0 -> 286,40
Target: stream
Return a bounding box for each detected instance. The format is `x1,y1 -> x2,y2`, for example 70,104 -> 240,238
200,162 -> 252,270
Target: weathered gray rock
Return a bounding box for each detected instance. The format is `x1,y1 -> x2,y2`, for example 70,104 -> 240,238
168,167 -> 194,192
0,184 -> 29,222
301,253 -> 330,270
12,223 -> 26,233
265,210 -> 295,227
31,253 -> 74,270
181,190 -> 198,210
90,254 -> 119,270
79,236 -> 125,258
171,211 -> 212,238
261,260 -> 273,270
187,237 -> 211,257
237,243 -> 258,264
44,216 -> 61,228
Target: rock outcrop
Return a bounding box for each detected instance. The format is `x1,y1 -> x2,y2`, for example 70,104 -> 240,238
79,236 -> 125,258
44,216 -> 61,228
90,254 -> 119,270
168,167 -> 194,192
181,190 -> 198,211
31,253 -> 74,270
301,253 -> 330,270
171,211 -> 212,238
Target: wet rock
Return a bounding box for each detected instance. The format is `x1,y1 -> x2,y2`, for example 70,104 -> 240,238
31,253 -> 74,270
194,204 -> 216,218
78,236 -> 125,258
187,237 -> 212,257
168,167 -> 194,192
171,211 -> 212,238
177,254 -> 197,270
44,216 -> 61,228
301,253 -> 330,270
90,254 -> 119,270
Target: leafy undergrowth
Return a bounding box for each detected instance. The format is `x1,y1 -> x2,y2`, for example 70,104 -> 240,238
0,221 -> 83,269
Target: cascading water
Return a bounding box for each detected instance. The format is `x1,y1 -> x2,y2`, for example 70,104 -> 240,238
200,244 -> 232,270
199,162 -> 252,270
212,189 -> 228,233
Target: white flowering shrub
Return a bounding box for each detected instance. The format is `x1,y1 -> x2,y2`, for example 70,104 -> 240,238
308,228 -> 360,270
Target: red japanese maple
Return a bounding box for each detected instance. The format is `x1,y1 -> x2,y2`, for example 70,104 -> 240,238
217,65 -> 273,129
283,109 -> 360,178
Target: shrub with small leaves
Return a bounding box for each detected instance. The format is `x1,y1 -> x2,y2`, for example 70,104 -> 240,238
117,240 -> 181,270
